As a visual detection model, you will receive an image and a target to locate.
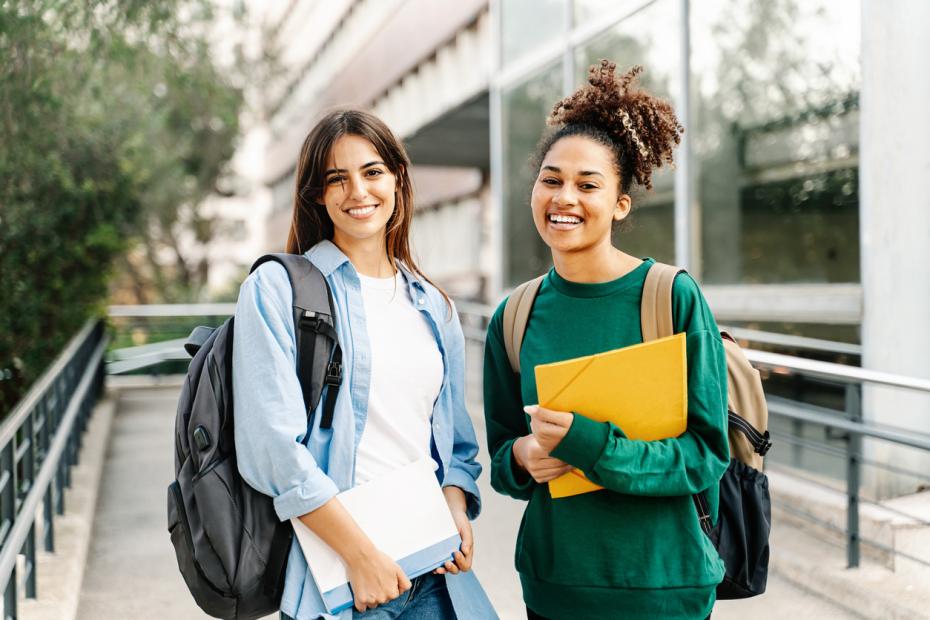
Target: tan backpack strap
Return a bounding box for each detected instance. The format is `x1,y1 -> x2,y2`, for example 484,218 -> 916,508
502,275 -> 545,374
641,262 -> 684,341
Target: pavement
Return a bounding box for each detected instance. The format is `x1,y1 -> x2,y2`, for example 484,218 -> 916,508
21,383 -> 869,619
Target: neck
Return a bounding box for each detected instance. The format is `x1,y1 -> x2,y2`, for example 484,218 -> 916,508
331,232 -> 395,278
551,238 -> 641,283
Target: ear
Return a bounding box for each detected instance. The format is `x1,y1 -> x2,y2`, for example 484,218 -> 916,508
613,193 -> 632,222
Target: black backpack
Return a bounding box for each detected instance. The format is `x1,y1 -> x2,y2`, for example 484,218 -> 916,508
167,253 -> 343,619
503,263 -> 771,600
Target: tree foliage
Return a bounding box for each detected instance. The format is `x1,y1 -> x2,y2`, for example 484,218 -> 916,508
0,0 -> 246,414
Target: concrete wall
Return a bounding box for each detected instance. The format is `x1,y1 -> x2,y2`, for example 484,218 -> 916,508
860,0 -> 930,498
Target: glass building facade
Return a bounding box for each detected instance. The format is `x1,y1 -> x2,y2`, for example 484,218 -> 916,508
493,0 -> 861,295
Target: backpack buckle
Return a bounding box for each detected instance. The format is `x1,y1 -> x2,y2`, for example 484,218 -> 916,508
325,361 -> 342,386
299,310 -> 322,331
757,431 -> 773,457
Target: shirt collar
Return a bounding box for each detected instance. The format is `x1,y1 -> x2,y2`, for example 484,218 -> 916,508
305,240 -> 426,294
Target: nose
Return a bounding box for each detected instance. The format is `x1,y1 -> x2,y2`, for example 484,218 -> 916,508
554,185 -> 578,207
346,174 -> 369,202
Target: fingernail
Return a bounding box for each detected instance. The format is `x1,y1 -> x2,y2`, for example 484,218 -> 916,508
523,405 -> 538,414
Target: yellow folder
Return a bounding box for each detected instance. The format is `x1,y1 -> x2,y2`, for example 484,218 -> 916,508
534,333 -> 688,499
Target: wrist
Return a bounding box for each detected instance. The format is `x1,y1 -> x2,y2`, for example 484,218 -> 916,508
343,539 -> 378,566
511,436 -> 527,470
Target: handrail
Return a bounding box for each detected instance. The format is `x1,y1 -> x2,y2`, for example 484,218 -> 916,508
721,326 -> 862,356
0,319 -> 106,617
108,303 -> 235,317
454,301 -> 864,357
454,302 -> 926,393
746,349 -> 930,393
0,321 -> 98,448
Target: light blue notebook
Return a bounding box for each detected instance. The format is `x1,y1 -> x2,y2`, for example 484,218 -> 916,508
291,458 -> 462,614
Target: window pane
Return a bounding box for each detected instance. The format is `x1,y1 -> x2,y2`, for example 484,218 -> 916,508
575,0 -> 680,263
693,0 -> 861,284
502,61 -> 563,287
501,0 -> 567,66
574,0 -> 656,26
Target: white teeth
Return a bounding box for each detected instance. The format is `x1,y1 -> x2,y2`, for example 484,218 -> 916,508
549,214 -> 582,224
347,206 -> 376,216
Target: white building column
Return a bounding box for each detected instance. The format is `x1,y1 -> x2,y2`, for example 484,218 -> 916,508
860,0 -> 930,498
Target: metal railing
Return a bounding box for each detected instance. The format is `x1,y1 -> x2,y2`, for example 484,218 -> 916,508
455,302 -> 930,571
102,302 -> 930,572
0,319 -> 107,619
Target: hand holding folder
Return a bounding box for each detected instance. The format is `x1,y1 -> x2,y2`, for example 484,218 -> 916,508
534,333 -> 688,498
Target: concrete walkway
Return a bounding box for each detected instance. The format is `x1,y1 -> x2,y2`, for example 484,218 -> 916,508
73,385 -> 856,619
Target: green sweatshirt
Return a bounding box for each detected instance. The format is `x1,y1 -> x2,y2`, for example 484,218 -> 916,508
483,259 -> 729,620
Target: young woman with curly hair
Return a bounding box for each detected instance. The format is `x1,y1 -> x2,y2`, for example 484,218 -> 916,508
483,61 -> 728,620
233,110 -> 497,619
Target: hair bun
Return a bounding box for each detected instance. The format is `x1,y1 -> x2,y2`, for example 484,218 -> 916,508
547,60 -> 683,190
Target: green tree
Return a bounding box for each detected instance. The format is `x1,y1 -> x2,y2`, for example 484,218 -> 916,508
0,0 -> 247,414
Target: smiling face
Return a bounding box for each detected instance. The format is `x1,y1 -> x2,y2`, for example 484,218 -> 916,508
530,135 -> 631,255
321,134 -> 398,248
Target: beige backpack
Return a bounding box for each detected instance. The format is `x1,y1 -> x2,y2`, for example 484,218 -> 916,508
501,262 -> 772,598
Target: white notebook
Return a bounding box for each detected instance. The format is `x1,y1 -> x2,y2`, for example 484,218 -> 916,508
290,457 -> 461,614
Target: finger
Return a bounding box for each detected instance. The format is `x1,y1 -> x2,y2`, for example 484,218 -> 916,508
535,464 -> 573,477
434,567 -> 446,574
454,549 -> 472,571
444,559 -> 460,575
460,524 -> 473,556
533,406 -> 573,426
398,572 -> 412,592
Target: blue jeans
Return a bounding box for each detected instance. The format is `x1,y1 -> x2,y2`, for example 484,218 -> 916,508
280,573 -> 455,620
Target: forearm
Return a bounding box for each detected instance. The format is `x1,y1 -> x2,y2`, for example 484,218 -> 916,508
551,413 -> 728,496
442,485 -> 468,513
297,498 -> 377,565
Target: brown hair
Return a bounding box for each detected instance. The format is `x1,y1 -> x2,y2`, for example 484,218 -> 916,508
534,60 -> 683,193
285,109 -> 451,312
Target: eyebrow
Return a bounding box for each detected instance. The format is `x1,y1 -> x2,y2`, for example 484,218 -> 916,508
541,165 -> 604,178
324,161 -> 385,176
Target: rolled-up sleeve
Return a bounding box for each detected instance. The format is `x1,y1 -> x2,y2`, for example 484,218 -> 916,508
441,303 -> 482,519
232,264 -> 339,521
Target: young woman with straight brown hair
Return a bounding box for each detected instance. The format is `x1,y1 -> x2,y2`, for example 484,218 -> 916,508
232,109 -> 497,620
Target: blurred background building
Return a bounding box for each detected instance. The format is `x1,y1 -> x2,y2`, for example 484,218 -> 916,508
212,0 -> 927,497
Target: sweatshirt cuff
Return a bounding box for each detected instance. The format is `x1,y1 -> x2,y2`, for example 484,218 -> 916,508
495,438 -> 534,494
550,413 -> 612,474
272,468 -> 340,521
442,467 -> 482,520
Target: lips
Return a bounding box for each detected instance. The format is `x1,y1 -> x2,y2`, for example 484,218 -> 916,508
547,211 -> 584,230
345,204 -> 378,219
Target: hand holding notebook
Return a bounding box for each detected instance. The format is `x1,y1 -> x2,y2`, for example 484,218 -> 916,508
533,333 -> 688,498
291,458 -> 462,614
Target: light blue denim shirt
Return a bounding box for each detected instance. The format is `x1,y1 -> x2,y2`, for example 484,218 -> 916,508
232,240 -> 496,620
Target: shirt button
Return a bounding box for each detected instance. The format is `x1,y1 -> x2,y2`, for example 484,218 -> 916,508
433,422 -> 440,431
418,298 -> 426,306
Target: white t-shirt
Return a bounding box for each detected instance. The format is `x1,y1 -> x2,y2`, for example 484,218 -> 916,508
354,271 -> 444,484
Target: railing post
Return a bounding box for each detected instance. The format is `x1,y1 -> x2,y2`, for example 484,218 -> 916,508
22,413 -> 36,598
37,397 -> 54,553
845,382 -> 862,568
1,442 -> 15,620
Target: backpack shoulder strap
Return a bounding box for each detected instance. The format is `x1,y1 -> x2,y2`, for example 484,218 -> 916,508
640,262 -> 685,341
502,274 -> 545,375
250,253 -> 342,429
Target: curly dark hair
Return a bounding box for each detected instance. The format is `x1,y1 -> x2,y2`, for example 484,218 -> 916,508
534,60 -> 683,192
